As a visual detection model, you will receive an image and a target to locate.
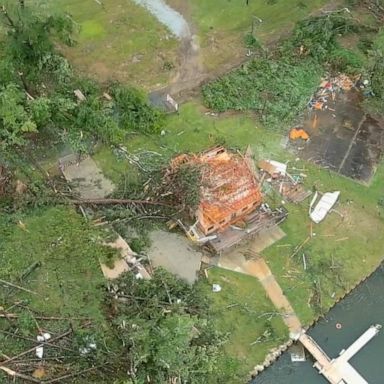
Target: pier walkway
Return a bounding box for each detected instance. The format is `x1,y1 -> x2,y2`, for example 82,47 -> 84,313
298,324 -> 381,384
249,255 -> 381,383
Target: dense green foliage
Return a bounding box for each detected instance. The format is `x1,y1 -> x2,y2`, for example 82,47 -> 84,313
286,14 -> 358,61
0,84 -> 38,148
203,12 -> 373,130
203,58 -> 321,129
0,207 -> 236,383
0,1 -> 163,151
369,30 -> 384,100
106,269 -> 235,384
2,0 -> 75,66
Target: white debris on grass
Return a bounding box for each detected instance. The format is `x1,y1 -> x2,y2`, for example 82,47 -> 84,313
35,333 -> 52,359
309,191 -> 340,223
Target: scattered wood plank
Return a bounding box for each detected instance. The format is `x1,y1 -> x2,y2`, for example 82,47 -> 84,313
0,313 -> 89,321
43,365 -> 102,384
0,330 -> 77,353
289,236 -> 311,259
335,236 -> 349,242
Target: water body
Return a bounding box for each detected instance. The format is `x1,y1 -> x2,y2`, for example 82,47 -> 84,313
132,0 -> 190,39
253,263 -> 384,384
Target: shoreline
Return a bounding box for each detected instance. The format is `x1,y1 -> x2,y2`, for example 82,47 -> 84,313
249,258 -> 384,379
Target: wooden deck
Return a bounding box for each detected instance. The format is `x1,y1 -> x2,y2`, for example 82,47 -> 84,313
208,206 -> 287,253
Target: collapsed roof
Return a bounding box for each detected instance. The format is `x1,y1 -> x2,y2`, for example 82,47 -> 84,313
171,146 -> 262,235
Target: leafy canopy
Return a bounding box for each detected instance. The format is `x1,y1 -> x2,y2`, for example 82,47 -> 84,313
107,269 -> 233,383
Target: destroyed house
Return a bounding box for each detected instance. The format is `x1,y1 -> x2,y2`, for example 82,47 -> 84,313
174,147 -> 263,235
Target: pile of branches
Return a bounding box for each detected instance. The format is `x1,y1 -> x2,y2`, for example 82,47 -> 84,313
360,0 -> 384,20
160,161 -> 203,213
0,308 -> 112,383
104,268 -> 227,384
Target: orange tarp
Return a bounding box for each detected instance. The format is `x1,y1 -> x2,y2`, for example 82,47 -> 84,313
289,128 -> 309,141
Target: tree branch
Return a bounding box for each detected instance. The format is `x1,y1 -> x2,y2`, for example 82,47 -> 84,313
70,198 -> 172,207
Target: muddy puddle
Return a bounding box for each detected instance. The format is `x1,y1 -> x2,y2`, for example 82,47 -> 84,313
132,0 -> 190,39
293,90 -> 384,183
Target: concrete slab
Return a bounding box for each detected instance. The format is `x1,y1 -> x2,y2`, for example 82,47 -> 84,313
249,226 -> 286,253
148,230 -> 202,284
296,90 -> 384,184
100,235 -> 151,280
100,258 -> 130,280
59,154 -> 115,199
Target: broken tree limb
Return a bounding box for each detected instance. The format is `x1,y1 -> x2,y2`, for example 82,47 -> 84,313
0,329 -> 72,366
0,366 -> 41,383
20,261 -> 42,281
289,236 -> 311,259
70,198 -> 172,207
43,365 -> 102,384
0,313 -> 89,321
0,279 -> 38,295
0,330 -> 77,354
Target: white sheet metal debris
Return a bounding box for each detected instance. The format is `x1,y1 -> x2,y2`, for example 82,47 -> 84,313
35,333 -> 51,359
259,160 -> 287,177
309,191 -> 340,223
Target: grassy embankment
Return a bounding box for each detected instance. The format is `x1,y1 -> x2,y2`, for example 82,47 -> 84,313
171,0 -> 329,70
49,0 -> 329,87
48,0 -> 178,89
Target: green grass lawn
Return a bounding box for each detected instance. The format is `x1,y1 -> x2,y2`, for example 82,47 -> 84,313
204,267 -> 288,380
46,0 -> 178,89
0,206 -> 111,320
264,160 -> 384,325
170,0 -> 329,71
43,0 -> 331,88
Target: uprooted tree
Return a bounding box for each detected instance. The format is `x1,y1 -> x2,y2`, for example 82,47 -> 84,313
105,268 -> 238,384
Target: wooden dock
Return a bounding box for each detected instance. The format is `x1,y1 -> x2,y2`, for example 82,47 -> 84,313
298,324 -> 381,384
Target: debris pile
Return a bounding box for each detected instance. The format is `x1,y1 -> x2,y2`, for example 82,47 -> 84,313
258,159 -> 312,204
168,146 -> 263,236
308,74 -> 356,111
309,191 -> 340,223
101,234 -> 151,280
166,147 -> 287,252
289,127 -> 309,141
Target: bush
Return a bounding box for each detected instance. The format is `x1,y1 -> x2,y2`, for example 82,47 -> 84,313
111,85 -> 164,134
244,33 -> 261,49
202,57 -> 321,130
